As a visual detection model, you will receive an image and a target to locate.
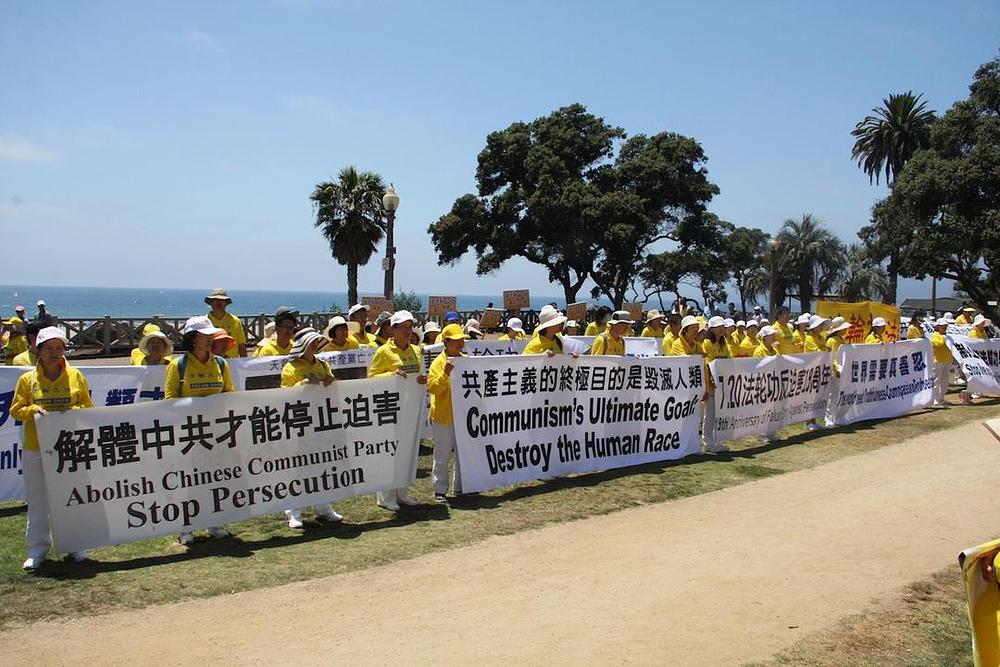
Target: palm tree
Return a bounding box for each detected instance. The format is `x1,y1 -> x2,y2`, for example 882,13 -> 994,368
772,215 -> 846,313
311,167 -> 388,306
851,92 -> 935,304
837,244 -> 890,302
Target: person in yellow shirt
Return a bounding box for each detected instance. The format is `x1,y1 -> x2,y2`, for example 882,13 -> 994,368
369,310 -> 427,511
661,314 -> 680,355
825,318 -> 850,363
591,310 -> 632,355
427,323 -> 469,502
323,316 -> 361,351
10,321 -> 42,367
279,327 -> 345,529
165,315 -> 235,544
498,317 -> 526,341
564,320 -> 581,336
773,307 -> 798,354
464,318 -> 484,340
3,316 -> 27,360
955,306 -> 976,325
906,310 -> 926,340
420,321 -> 441,345
734,320 -> 747,345
130,323 -> 162,365
699,316 -> 729,453
640,310 -> 665,338
347,304 -> 378,347
929,318 -> 953,405
864,317 -> 889,344
753,326 -> 782,358
205,288 -> 247,357
970,314 -> 993,340
791,313 -> 811,350
254,307 -> 298,357
10,327 -> 94,569
585,306 -> 612,336
738,320 -> 759,357
803,316 -> 829,353
668,316 -> 701,356
433,311 -> 462,344
723,318 -> 738,349
134,329 -> 173,365
372,312 -> 393,346
523,307 -> 568,356
701,316 -> 731,364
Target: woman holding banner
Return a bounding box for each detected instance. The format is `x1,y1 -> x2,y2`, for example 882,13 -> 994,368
498,318 -> 526,341
824,318 -> 852,427
930,318 -> 953,405
970,315 -> 993,339
591,311 -> 633,356
639,311 -> 666,338
803,316 -> 829,353
165,316 -> 235,544
11,326 -> 94,570
700,317 -> 730,453
323,316 -> 361,352
753,326 -> 781,357
523,307 -> 567,356
773,307 -> 798,354
668,316 -> 700,356
427,323 -> 469,502
369,310 -> 427,511
738,320 -> 760,357
864,318 -> 889,344
280,327 -> 345,527
254,307 -> 298,357
136,329 -> 173,365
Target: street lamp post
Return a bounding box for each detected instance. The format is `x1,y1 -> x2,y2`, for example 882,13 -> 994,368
382,184 -> 400,301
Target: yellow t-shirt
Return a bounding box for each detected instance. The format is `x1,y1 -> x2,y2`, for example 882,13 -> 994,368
639,325 -> 664,339
970,327 -> 989,340
5,333 -> 27,357
208,311 -> 246,358
753,342 -> 780,358
774,321 -> 798,354
165,353 -> 235,398
864,331 -> 887,344
930,331 -> 953,364
427,350 -> 464,425
584,321 -> 607,336
254,337 -> 292,357
349,331 -> 379,348
522,333 -> 563,355
661,331 -> 677,355
324,337 -> 360,352
369,339 -> 423,377
11,363 -> 94,451
497,332 -> 526,341
826,335 -> 845,373
701,337 -> 730,363
281,357 -> 333,387
669,336 -> 700,357
906,324 -> 924,340
803,331 -> 825,353
591,332 -> 625,356
738,334 -> 758,357
955,314 -> 972,325
130,348 -> 146,365
10,349 -> 37,367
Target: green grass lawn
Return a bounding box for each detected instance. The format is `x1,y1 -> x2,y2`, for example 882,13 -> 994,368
0,398 -> 997,632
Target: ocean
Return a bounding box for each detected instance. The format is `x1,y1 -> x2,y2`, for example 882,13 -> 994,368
0,285 -> 568,318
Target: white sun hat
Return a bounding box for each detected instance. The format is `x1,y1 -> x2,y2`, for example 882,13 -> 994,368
182,315 -> 225,336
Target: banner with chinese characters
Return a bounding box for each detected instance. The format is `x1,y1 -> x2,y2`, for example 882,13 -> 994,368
946,337 -> 1000,396
450,355 -> 704,493
0,365 -> 168,502
230,348 -> 375,390
831,339 -> 934,425
561,336 -> 661,357
816,300 -> 901,343
708,352 -> 834,441
35,376 -> 424,553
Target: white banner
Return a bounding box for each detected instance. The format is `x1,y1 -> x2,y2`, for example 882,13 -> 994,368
35,376 -> 424,553
946,336 -> 1000,396
562,336 -> 661,357
230,348 -> 375,390
832,339 -> 935,424
709,352 -> 833,441
450,355 -> 704,493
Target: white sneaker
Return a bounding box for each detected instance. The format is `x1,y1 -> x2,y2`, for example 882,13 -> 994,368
806,422 -> 820,432
314,507 -> 343,523
69,550 -> 91,563
206,526 -> 230,539
178,532 -> 194,545
705,441 -> 730,453
22,556 -> 44,570
396,492 -> 419,507
378,500 -> 400,512
285,510 -> 304,529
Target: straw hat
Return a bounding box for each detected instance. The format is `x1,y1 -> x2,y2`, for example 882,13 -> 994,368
139,330 -> 173,357
644,309 -> 665,324
289,327 -> 328,357
536,308 -> 568,332
828,317 -> 851,335
323,315 -> 349,339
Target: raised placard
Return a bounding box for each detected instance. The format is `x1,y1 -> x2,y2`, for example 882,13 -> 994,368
622,302 -> 643,322
566,301 -> 587,323
503,289 -> 530,311
479,307 -> 503,329
361,296 -> 394,315
427,295 -> 457,317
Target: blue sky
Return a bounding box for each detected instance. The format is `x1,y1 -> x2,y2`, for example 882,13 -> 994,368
2,0 -> 997,304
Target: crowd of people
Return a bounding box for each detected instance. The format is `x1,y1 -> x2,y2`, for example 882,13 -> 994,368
4,288 -> 997,571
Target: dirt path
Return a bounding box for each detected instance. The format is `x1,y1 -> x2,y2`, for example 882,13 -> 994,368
3,418 -> 999,666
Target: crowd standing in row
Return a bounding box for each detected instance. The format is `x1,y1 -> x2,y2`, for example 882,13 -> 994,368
5,289 -> 996,570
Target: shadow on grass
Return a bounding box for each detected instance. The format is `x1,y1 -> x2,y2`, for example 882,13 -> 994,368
0,503 -> 26,518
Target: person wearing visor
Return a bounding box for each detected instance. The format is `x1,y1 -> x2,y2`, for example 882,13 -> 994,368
134,328 -> 173,365
591,310 -> 632,356
864,317 -> 889,344
640,310 -> 666,338
281,327 -> 344,528
347,304 -> 378,348
254,307 -> 298,357
204,288 -> 246,358
165,316 -> 235,544
955,306 -> 977,325
11,326 -> 94,570
323,316 -> 360,352
498,317 -> 526,341
522,306 -> 568,356
427,323 -> 469,502
369,310 -> 427,511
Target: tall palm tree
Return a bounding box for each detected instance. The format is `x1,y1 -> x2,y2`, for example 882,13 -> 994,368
851,92 -> 935,304
837,244 -> 890,302
772,215 -> 846,313
311,167 -> 387,306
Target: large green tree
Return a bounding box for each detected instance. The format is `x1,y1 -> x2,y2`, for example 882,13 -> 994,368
851,91 -> 936,304
311,166 -> 387,306
720,224 -> 771,315
879,58 -> 1000,320
837,243 -> 890,302
771,214 -> 846,313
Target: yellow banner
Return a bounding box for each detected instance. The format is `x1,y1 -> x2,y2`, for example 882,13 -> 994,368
816,300 -> 901,343
960,538 -> 1000,666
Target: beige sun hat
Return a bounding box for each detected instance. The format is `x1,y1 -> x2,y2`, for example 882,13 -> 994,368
139,330 -> 173,356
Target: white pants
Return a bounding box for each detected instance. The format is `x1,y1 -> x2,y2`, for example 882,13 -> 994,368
377,436 -> 420,506
934,363 -> 950,404
702,394 -> 717,447
23,450 -> 51,559
431,422 -> 462,495
825,373 -> 840,427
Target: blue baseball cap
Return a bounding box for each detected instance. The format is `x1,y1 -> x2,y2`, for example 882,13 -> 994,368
444,310 -> 460,322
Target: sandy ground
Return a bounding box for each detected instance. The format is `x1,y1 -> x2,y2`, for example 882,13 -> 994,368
2,418 -> 998,666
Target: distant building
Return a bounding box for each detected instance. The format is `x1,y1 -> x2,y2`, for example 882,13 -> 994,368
899,297 -> 966,316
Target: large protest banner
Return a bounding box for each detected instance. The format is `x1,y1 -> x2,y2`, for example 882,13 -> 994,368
35,376 -> 424,553
817,300 -> 901,343
946,337 -> 1000,396
562,336 -> 661,357
450,355 -> 704,493
709,352 -> 833,441
831,339 -> 934,425
0,365 -> 168,502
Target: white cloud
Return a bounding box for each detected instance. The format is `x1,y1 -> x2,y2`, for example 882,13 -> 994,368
0,135 -> 61,162
184,29 -> 221,51
282,95 -> 338,123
